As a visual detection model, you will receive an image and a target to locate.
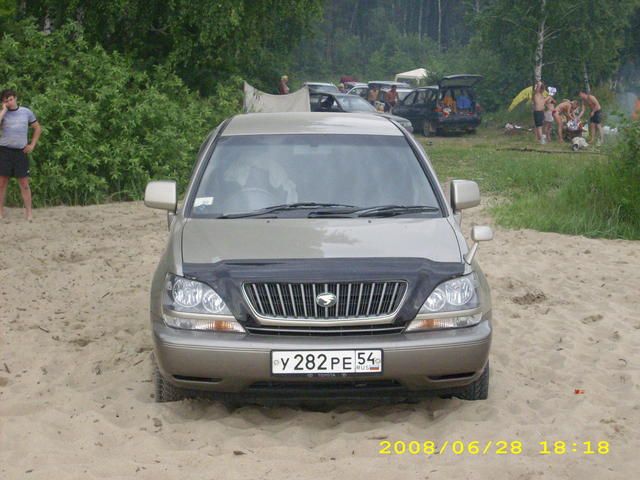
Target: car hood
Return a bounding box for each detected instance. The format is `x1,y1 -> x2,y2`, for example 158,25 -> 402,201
181,217 -> 461,264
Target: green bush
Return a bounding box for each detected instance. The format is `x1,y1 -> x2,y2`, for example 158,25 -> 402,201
1,21 -> 242,206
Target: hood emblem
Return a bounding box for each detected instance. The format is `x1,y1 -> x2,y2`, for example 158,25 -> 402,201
316,292 -> 337,308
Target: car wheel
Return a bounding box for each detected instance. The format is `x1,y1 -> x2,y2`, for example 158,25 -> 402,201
468,128 -> 477,135
453,363 -> 489,401
422,120 -> 435,137
153,360 -> 187,402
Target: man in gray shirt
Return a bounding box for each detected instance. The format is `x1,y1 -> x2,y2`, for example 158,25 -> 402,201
0,89 -> 41,220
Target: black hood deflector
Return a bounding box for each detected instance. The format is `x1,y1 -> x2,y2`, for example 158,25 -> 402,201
183,258 -> 464,325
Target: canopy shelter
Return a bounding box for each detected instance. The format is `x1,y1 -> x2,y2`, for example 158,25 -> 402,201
394,68 -> 429,86
243,81 -> 310,113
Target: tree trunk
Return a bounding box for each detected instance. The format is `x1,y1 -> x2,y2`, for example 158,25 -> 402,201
418,0 -> 423,40
583,63 -> 591,93
474,0 -> 481,14
533,0 -> 547,84
43,10 -> 52,34
349,0 -> 359,35
437,0 -> 442,51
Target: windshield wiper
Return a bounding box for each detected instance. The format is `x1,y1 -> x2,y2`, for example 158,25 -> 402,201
218,202 -> 356,219
308,204 -> 441,218
353,205 -> 441,217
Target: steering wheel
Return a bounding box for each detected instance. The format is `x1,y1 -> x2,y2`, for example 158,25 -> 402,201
223,187 -> 281,213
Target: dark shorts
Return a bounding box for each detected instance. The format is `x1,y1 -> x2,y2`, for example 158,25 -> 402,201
591,110 -> 602,124
533,110 -> 545,127
0,146 -> 29,178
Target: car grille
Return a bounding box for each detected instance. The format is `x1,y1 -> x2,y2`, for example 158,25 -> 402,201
244,323 -> 406,336
242,281 -> 407,320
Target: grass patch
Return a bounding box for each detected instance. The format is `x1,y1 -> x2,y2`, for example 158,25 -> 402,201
421,127 -> 639,240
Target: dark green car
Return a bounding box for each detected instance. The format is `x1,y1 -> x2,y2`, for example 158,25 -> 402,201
394,75 -> 483,136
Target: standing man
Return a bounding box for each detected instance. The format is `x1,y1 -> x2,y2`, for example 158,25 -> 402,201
532,81 -> 546,144
0,89 -> 41,220
278,75 -> 290,95
579,90 -> 603,145
367,85 -> 379,106
384,85 -> 399,113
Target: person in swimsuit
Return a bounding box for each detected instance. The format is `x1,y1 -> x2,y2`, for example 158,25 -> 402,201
532,81 -> 546,143
579,91 -> 603,145
553,99 -> 574,143
543,95 -> 556,142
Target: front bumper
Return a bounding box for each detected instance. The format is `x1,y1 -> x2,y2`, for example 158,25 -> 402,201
152,312 -> 492,399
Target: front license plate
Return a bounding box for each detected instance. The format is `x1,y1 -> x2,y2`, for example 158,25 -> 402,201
271,350 -> 383,376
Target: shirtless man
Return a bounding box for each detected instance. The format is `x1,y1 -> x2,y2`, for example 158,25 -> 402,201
552,99 -> 574,143
579,91 -> 603,145
532,82 -> 547,143
543,96 -> 556,142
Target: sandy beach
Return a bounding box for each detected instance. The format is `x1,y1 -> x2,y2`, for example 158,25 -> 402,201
1,200 -> 638,479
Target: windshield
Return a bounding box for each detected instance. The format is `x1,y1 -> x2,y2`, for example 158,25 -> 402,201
336,95 -> 376,112
191,134 -> 441,218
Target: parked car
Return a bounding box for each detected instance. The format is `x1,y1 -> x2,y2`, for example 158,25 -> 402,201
393,74 -> 483,136
303,82 -> 340,94
310,92 -> 414,132
144,112 -> 493,404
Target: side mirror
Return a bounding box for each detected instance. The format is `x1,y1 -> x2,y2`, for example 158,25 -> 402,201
451,180 -> 480,212
144,180 -> 177,213
465,225 -> 493,264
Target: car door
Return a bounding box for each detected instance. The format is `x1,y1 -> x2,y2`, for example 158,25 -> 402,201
394,90 -> 418,126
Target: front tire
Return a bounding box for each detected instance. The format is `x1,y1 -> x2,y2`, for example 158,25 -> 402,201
454,363 -> 489,400
153,360 -> 188,402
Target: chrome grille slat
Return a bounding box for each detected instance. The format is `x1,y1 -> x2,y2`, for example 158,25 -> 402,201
243,281 -> 407,321
366,282 -> 376,316
301,284 -> 308,317
376,283 -> 388,315
312,284 -> 318,317
265,284 -> 276,316
288,284 -> 297,317
251,284 -> 264,314
389,283 -> 399,312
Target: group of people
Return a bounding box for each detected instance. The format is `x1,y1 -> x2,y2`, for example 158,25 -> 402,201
367,85 -> 399,113
0,88 -> 41,220
532,81 -> 604,146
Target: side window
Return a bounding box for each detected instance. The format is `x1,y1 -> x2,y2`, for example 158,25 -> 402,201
403,91 -> 417,105
415,90 -> 428,105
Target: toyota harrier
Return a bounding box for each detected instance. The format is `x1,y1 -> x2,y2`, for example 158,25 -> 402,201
144,112 -> 493,403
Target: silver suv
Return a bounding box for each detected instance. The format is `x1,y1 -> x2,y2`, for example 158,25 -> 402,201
144,113 -> 493,403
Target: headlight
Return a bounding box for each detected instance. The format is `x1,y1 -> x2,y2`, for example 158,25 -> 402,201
419,274 -> 478,313
163,274 -> 245,332
405,273 -> 482,332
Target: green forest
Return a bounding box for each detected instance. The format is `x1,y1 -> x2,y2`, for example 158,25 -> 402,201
1,0 -> 639,237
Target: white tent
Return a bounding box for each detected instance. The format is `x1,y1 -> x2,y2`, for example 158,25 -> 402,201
243,81 -> 310,113
394,68 -> 429,86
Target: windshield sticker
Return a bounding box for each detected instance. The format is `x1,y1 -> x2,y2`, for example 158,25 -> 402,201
194,197 -> 214,207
